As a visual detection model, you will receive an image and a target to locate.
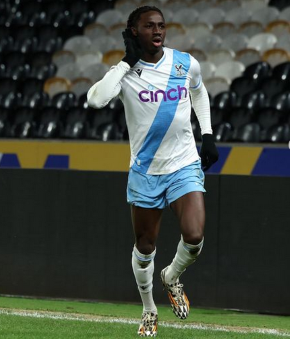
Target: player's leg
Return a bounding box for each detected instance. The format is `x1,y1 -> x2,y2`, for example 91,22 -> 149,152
131,205 -> 162,336
161,160 -> 205,319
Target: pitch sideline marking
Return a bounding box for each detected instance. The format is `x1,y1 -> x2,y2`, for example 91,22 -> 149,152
0,308 -> 290,337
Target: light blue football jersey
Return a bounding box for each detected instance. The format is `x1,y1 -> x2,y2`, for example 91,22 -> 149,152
119,47 -> 202,175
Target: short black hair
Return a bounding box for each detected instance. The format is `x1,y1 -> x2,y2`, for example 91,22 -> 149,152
126,6 -> 164,28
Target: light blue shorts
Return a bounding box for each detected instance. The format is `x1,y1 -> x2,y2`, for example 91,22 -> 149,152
127,159 -> 205,209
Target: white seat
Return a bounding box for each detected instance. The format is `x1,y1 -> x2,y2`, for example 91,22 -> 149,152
198,8 -> 226,25
52,50 -> 76,68
241,0 -> 269,11
165,22 -> 186,40
190,0 -> 214,12
199,61 -> 216,80
207,48 -> 236,66
109,23 -> 127,40
227,7 -> 252,26
84,23 -> 108,41
222,33 -> 249,52
69,77 -> 93,98
279,6 -> 290,21
167,34 -> 194,51
193,34 -> 222,53
44,77 -> 70,97
96,9 -> 124,27
161,8 -> 174,23
187,48 -> 208,62
63,36 -> 92,55
215,0 -> 241,12
114,0 -> 136,14
174,8 -> 199,25
90,36 -> 118,54
75,52 -> 103,72
215,61 -> 245,81
185,22 -> 212,40
81,62 -> 110,83
164,0 -> 189,12
203,76 -> 230,97
238,21 -> 264,38
56,63 -> 82,81
276,33 -> 290,51
235,48 -> 262,67
247,33 -> 277,53
213,22 -> 237,39
251,7 -> 280,26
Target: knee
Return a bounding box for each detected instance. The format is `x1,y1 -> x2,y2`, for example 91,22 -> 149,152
182,232 -> 204,246
135,241 -> 156,255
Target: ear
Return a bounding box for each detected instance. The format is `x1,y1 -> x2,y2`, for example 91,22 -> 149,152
131,27 -> 138,37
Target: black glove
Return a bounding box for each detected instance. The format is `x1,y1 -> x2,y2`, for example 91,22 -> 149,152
122,28 -> 142,67
200,134 -> 219,171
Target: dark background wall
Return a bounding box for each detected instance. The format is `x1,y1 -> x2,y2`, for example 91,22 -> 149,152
0,169 -> 289,315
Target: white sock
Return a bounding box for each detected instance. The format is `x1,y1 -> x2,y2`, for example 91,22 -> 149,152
164,236 -> 204,285
132,246 -> 157,314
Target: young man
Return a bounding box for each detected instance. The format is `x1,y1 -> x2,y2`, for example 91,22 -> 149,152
87,6 -> 218,337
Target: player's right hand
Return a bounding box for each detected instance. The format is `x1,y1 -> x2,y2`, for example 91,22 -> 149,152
122,28 -> 142,68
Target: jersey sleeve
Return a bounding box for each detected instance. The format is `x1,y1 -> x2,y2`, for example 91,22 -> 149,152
188,55 -> 213,135
189,55 -> 202,91
87,61 -> 130,109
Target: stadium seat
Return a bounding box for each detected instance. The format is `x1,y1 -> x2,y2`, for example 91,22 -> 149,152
213,22 -> 237,39
174,8 -> 199,25
251,7 -> 280,26
8,107 -> 36,138
199,61 -> 216,80
215,61 -> 245,82
248,33 -> 278,54
30,63 -> 57,81
230,76 -> 259,99
193,34 -> 222,53
90,36 -> 118,54
96,9 -> 124,28
190,0 -> 213,12
260,76 -> 289,101
69,77 -> 93,98
44,77 -> 70,97
185,23 -> 212,40
51,91 -> 77,110
272,62 -> 290,84
198,8 -> 226,25
204,77 -> 230,97
266,123 -> 290,143
234,122 -> 261,142
262,48 -> 289,68
75,52 -> 103,72
63,36 -> 92,55
34,107 -> 64,139
52,50 -> 76,68
84,22 -> 108,40
256,107 -> 284,141
165,23 -> 186,40
222,33 -> 249,53
212,90 -> 238,113
213,121 -> 232,142
238,21 -> 264,38
240,90 -> 267,113
275,34 -> 290,52
270,91 -> 290,112
56,63 -> 82,81
279,5 -> 290,20
186,48 -> 208,62
242,0 -> 269,11
62,107 -> 89,139
227,7 -> 252,26
207,48 -> 235,66
102,50 -> 125,66
235,48 -> 262,67
216,0 -> 241,11
0,107 -> 10,137
167,34 -> 194,51
108,23 -> 127,40
243,61 -> 272,85
265,20 -> 290,37
86,107 -> 115,140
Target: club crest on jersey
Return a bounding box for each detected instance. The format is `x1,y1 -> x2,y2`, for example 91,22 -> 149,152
175,64 -> 185,76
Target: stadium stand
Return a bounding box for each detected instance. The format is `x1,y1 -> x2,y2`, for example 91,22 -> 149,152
0,0 -> 289,142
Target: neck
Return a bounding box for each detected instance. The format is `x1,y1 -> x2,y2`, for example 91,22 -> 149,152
142,49 -> 164,64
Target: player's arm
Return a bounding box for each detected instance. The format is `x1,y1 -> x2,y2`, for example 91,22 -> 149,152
87,29 -> 141,109
189,57 -> 219,171
87,62 -> 130,108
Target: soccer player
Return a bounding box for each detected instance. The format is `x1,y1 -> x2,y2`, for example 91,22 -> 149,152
87,6 -> 218,337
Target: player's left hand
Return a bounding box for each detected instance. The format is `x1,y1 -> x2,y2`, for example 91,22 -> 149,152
200,134 -> 219,171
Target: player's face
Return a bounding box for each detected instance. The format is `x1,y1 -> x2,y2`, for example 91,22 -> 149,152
133,11 -> 166,55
